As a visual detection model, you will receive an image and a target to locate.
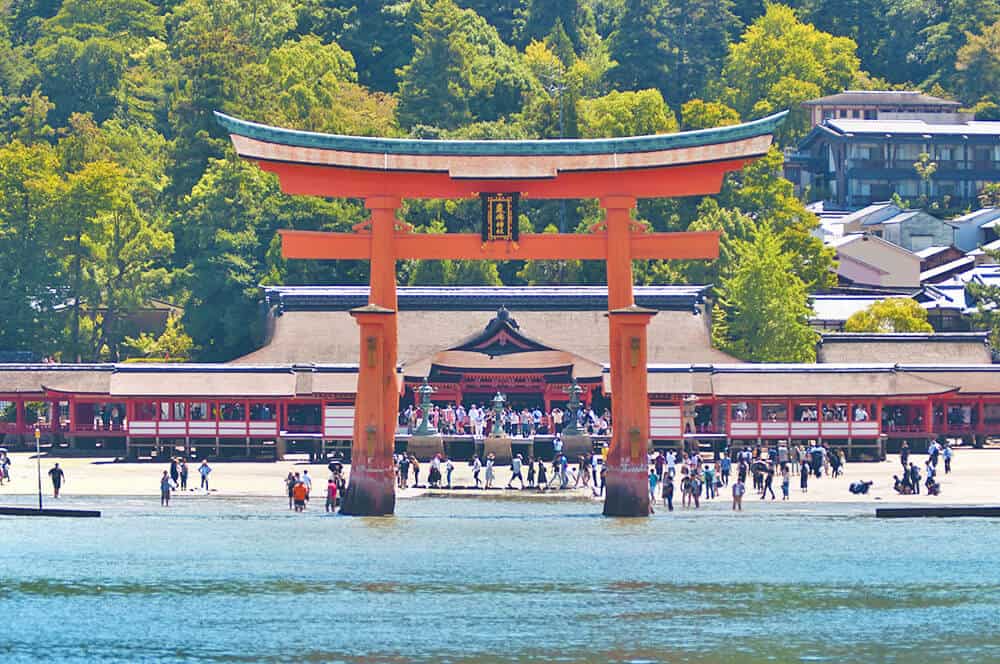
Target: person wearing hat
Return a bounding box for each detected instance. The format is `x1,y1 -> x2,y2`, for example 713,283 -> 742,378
506,454 -> 524,490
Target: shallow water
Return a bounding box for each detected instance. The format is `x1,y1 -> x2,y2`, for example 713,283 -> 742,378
2,494 -> 999,663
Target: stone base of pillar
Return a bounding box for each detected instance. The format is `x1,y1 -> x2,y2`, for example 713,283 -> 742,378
560,434 -> 592,458
407,435 -> 444,461
339,467 -> 396,516
602,465 -> 650,517
483,435 -> 513,465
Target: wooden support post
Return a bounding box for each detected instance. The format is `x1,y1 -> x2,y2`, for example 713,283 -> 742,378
600,197 -> 656,517
343,196 -> 401,516
340,305 -> 397,515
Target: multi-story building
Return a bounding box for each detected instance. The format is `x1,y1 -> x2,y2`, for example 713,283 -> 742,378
792,118 -> 1000,208
801,90 -> 967,130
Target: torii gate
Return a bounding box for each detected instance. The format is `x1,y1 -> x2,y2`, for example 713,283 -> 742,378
217,111 -> 785,517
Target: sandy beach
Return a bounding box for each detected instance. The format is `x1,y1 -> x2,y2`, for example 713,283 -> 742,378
1,447 -> 997,505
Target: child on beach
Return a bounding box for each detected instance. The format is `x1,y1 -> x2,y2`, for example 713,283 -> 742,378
325,478 -> 338,513
732,479 -> 745,511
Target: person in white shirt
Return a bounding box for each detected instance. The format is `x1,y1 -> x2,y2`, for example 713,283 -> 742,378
302,469 -> 312,497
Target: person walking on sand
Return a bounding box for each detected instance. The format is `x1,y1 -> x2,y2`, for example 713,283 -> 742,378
169,457 -> 179,487
761,463 -> 776,500
943,444 -> 953,474
507,454 -> 525,490
537,457 -> 548,491
198,460 -> 212,491
292,480 -> 308,512
48,463 -> 65,498
302,469 -> 312,498
179,460 -> 189,490
160,471 -> 174,506
325,478 -> 338,513
285,472 -> 296,510
689,473 -> 701,508
410,455 -> 421,487
732,478 -> 745,511
662,473 -> 674,511
800,459 -> 809,493
484,453 -> 495,490
472,456 -> 482,488
445,457 -> 454,488
648,467 -> 658,500
781,463 -> 790,500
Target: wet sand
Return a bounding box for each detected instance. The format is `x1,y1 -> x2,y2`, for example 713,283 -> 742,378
0,448 -> 995,504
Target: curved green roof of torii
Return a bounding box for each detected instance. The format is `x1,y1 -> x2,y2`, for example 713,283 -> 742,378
214,110 -> 787,157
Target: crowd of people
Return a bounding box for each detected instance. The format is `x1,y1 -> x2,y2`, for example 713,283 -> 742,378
400,402 -> 612,438
159,458 -> 212,506
893,440 -> 950,496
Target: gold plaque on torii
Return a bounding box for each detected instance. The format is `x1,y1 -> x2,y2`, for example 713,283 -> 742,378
480,193 -> 519,242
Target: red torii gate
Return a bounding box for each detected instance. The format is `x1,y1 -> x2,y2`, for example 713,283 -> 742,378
217,111 -> 785,516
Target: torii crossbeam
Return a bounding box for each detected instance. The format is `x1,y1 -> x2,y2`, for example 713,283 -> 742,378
218,111 -> 786,517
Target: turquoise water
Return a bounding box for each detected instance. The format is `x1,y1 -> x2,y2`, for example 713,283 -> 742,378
2,495 -> 999,663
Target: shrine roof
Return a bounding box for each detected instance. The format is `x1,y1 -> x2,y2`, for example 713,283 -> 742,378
263,285 -> 709,313
215,111 -> 787,158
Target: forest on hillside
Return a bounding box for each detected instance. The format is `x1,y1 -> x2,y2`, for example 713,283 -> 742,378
1,0 -> 999,363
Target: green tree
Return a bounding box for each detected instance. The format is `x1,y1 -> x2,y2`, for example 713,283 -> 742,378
396,0 -> 535,130
717,146 -> 837,289
956,20 -> 1000,105
681,99 -> 740,130
661,0 -> 739,108
980,182 -> 1000,207
295,0 -> 421,92
231,35 -> 399,136
844,298 -> 934,333
124,313 -> 194,360
969,246 -> 1000,347
0,141 -> 65,355
84,201 -> 176,360
712,221 -> 818,362
720,3 -> 859,141
577,89 -> 678,137
606,0 -> 673,94
519,0 -> 587,53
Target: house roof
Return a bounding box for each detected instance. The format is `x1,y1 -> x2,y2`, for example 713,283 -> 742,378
915,246 -> 951,258
824,119 -> 1000,137
949,208 -> 1000,227
801,91 -> 960,108
709,365 -> 955,398
920,256 -> 976,283
0,364 -> 114,395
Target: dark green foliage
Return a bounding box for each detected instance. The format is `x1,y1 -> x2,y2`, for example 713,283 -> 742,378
1,0 -> 994,360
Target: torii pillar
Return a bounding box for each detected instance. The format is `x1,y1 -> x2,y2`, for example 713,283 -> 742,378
339,197 -> 400,516
601,197 -> 654,516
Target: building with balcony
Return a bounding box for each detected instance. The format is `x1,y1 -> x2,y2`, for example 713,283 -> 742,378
791,119 -> 1000,208
801,91 -> 967,131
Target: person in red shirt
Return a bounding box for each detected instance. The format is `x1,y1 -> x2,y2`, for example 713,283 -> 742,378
325,478 -> 338,513
292,481 -> 308,512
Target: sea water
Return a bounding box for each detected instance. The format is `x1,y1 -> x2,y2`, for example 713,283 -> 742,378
1,495 -> 998,662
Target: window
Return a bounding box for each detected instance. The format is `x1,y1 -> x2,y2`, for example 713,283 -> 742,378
0,401 -> 16,423
852,110 -> 861,118
822,403 -> 848,422
864,110 -> 877,120
250,403 -> 277,421
730,402 -> 756,421
160,401 -> 186,421
794,403 -> 818,422
220,402 -> 245,421
761,403 -> 788,422
189,402 -> 210,421
852,402 -> 875,422
134,401 -> 158,420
